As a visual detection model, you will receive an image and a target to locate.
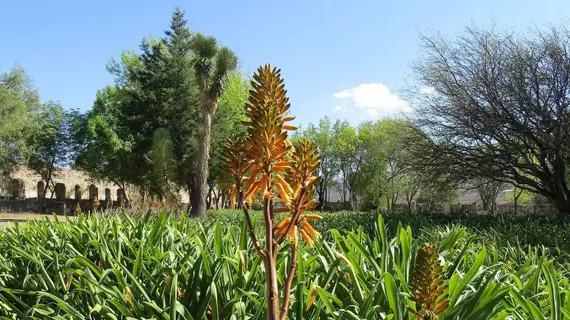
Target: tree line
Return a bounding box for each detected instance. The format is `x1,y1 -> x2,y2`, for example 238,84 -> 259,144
3,13 -> 570,215
1,9 -> 247,215
295,24 -> 570,214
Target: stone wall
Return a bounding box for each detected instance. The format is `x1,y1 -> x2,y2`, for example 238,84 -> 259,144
0,166 -> 191,203
0,178 -> 125,214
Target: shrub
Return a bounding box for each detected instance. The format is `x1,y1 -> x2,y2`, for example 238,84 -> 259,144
0,211 -> 568,319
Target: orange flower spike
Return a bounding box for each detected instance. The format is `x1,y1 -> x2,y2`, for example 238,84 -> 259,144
273,160 -> 294,172
229,186 -> 237,208
304,176 -> 320,188
275,174 -> 293,193
283,125 -> 297,131
244,181 -> 261,201
304,199 -> 319,210
293,185 -> 302,199
306,285 -> 318,310
275,217 -> 292,239
258,173 -> 269,193
304,214 -> 322,220
276,182 -> 291,205
288,225 -> 299,247
274,215 -> 292,230
301,220 -> 320,240
299,229 -> 314,247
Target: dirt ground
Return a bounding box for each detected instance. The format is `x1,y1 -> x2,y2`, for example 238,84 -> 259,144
0,212 -> 61,229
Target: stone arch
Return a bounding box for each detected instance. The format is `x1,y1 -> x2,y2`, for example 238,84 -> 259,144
10,179 -> 25,200
117,188 -> 124,206
88,184 -> 98,201
55,183 -> 66,201
37,181 -> 45,199
75,185 -> 81,201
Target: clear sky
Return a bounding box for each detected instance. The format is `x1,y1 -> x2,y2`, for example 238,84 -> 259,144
1,0 -> 569,126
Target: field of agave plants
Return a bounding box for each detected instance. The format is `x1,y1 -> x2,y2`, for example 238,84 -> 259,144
0,210 -> 569,319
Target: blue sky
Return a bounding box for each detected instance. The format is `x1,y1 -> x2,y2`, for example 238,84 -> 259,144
1,0 -> 569,126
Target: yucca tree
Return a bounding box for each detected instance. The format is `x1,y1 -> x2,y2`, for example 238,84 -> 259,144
221,64 -> 322,319
190,33 -> 238,217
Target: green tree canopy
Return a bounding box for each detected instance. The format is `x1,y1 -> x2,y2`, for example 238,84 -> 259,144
0,66 -> 41,176
75,8 -> 247,208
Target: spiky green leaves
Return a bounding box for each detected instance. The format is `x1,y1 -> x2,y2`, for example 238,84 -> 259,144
190,33 -> 218,59
145,128 -> 180,209
409,244 -> 448,319
190,34 -> 237,102
210,48 -> 238,99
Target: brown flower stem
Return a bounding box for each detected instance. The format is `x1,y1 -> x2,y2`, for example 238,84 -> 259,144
243,207 -> 265,259
276,188 -> 307,245
279,244 -> 298,320
263,175 -> 280,320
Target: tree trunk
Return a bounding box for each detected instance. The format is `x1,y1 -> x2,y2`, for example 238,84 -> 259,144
385,186 -> 390,211
236,178 -> 243,209
41,180 -> 50,213
206,185 -> 213,210
49,180 -> 56,199
121,187 -> 129,207
391,195 -> 398,212
513,188 -> 521,215
187,180 -> 195,213
221,189 -> 227,209
214,188 -> 220,210
316,179 -> 325,210
350,192 -> 358,211
191,108 -> 213,217
554,197 -> 570,217
481,197 -> 489,211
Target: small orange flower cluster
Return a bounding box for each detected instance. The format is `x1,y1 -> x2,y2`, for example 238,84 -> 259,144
92,196 -> 100,211
273,139 -> 322,246
74,202 -> 82,215
150,201 -> 167,208
218,137 -> 248,208
275,214 -> 322,246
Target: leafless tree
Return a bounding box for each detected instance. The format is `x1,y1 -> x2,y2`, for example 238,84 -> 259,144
474,178 -> 503,212
411,24 -> 570,215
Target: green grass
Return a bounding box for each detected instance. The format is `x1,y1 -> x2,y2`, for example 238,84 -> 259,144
0,210 -> 568,319
207,209 -> 570,253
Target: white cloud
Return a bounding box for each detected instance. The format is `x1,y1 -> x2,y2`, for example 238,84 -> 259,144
420,86 -> 435,94
333,91 -> 352,99
366,109 -> 379,117
333,82 -> 410,114
333,105 -> 347,112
